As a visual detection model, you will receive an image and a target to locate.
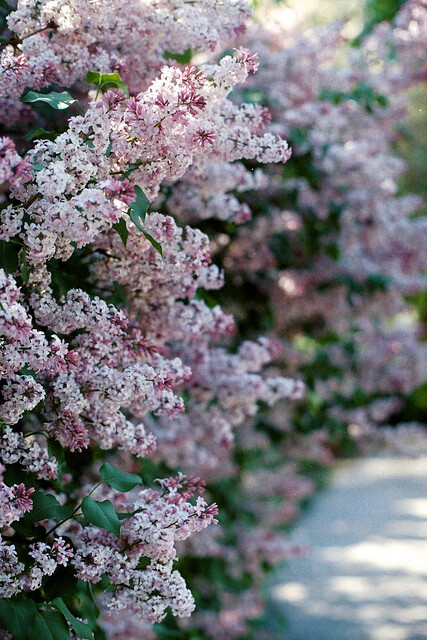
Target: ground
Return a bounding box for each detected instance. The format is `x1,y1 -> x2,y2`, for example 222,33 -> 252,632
271,456 -> 427,640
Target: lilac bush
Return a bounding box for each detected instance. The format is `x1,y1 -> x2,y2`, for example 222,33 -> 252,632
0,0 -> 425,638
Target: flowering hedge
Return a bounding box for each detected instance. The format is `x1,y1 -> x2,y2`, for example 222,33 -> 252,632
0,0 -> 426,639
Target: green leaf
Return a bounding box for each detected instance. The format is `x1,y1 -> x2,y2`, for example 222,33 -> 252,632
23,490 -> 73,525
81,496 -> 122,538
142,230 -> 163,256
99,462 -> 143,492
94,627 -> 108,640
20,247 -> 29,284
47,438 -> 65,465
86,71 -> 129,97
21,90 -> 78,110
116,508 -> 142,520
53,598 -> 94,640
163,48 -> 193,64
0,240 -> 19,274
128,185 -> 150,231
112,218 -> 129,247
43,565 -> 77,603
23,127 -> 59,142
0,596 -> 37,640
31,611 -> 70,640
40,610 -> 71,640
152,624 -> 186,638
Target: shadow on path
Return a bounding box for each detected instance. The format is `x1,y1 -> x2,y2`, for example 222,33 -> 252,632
271,457 -> 427,640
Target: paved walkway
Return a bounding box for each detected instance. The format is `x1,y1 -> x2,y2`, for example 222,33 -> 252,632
271,457 -> 427,640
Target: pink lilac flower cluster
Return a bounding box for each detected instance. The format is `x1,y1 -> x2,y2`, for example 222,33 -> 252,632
0,480 -> 34,530
145,4 -> 425,629
71,476 -> 218,624
1,0 -> 251,125
147,338 -> 305,477
0,0 -> 311,635
1,0 -> 423,636
0,536 -> 73,598
215,0 -> 427,445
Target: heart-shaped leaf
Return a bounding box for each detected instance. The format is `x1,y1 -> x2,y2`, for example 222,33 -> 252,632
81,496 -> 122,538
21,90 -> 78,110
23,491 -> 73,525
99,462 -> 143,492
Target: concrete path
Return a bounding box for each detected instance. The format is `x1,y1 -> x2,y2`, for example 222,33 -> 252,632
271,457 -> 427,640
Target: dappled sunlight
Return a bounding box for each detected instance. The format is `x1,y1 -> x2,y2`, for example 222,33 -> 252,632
271,457 -> 427,639
398,497 -> 427,518
321,538 -> 427,573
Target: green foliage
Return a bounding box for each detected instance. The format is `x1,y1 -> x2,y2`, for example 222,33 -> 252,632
81,496 -> 122,538
128,185 -> 150,230
141,229 -> 163,256
99,462 -> 143,492
319,85 -> 389,113
23,127 -> 62,141
43,566 -> 78,603
0,0 -> 13,13
353,0 -> 406,43
127,185 -> 163,255
112,218 -> 129,247
0,596 -> 37,640
22,490 -> 74,525
365,0 -> 406,26
48,250 -> 92,300
0,240 -> 19,275
163,49 -> 194,64
31,611 -> 70,640
53,597 -> 94,639
20,248 -> 29,284
86,71 -> 129,98
21,90 -> 78,110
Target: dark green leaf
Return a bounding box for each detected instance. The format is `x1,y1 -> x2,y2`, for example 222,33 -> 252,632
128,185 -> 150,230
47,438 -> 65,465
20,248 -> 29,284
99,462 -> 143,492
31,611 -> 70,640
0,0 -> 13,11
325,244 -> 340,261
112,218 -> 129,247
142,230 -> 163,256
0,240 -> 19,274
94,627 -> 108,640
81,496 -> 122,538
116,508 -> 142,520
163,48 -> 193,64
23,490 -> 73,525
152,624 -> 186,638
23,127 -> 59,142
0,596 -> 37,640
21,90 -> 78,110
43,565 -> 77,603
40,610 -> 71,640
53,598 -> 94,640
